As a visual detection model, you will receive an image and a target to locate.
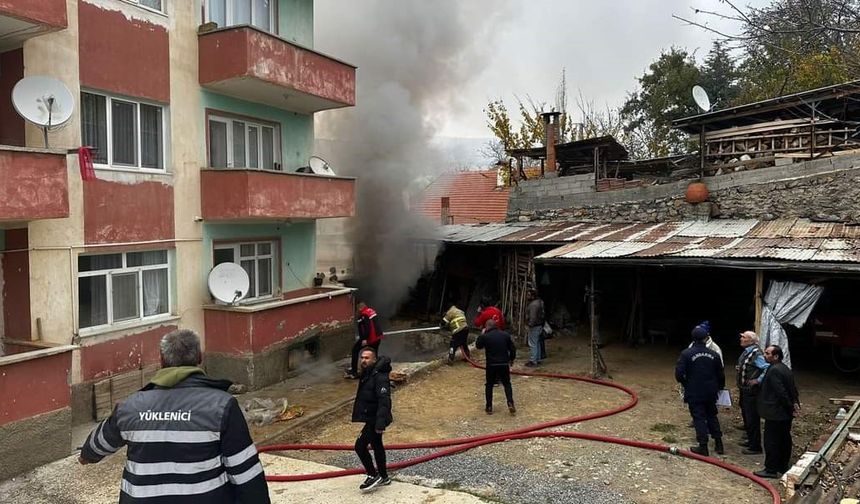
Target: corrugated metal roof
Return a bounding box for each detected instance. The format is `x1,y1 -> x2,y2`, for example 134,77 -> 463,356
439,217 -> 860,267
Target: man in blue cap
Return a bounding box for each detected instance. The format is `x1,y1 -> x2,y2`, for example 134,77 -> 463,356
676,324 -> 725,456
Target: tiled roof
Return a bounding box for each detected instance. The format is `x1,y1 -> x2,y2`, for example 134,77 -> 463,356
413,169 -> 510,224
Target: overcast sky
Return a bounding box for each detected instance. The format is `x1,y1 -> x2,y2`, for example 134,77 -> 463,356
315,1 -> 763,143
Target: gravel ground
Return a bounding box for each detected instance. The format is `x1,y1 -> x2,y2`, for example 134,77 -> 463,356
324,442 -> 633,504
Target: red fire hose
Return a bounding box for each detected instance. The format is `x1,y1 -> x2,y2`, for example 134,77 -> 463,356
259,357 -> 780,503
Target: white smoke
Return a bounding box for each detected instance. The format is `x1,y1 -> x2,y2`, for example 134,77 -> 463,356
314,0 -> 513,316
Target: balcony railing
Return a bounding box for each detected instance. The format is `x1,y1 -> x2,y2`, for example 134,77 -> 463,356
198,26 -> 356,114
200,168 -> 355,221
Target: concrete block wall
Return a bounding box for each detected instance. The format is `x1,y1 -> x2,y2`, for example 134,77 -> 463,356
508,155 -> 860,223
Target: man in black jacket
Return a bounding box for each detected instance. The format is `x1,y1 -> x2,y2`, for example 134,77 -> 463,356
78,329 -> 270,504
351,346 -> 393,492
755,345 -> 800,478
475,319 -> 516,415
675,325 -> 725,456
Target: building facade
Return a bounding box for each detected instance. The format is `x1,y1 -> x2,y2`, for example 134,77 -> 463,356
0,0 -> 356,480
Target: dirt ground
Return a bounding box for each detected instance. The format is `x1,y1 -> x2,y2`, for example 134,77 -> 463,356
270,329 -> 860,504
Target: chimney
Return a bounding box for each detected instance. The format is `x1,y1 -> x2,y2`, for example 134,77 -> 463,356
541,111 -> 562,177
440,197 -> 452,225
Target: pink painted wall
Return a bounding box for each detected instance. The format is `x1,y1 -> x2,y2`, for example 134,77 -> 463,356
0,49 -> 24,147
0,350 -> 71,426
204,291 -> 354,355
200,170 -> 355,221
79,325 -> 176,381
78,1 -> 169,102
0,0 -> 67,29
2,229 -> 30,340
0,149 -> 68,221
198,27 -> 355,107
83,179 -> 174,244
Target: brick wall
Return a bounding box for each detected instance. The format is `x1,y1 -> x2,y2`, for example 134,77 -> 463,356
508,155 -> 860,224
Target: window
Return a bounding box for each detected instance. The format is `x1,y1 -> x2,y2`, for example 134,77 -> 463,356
78,250 -> 171,330
214,241 -> 277,300
122,0 -> 165,14
208,115 -> 280,170
206,0 -> 275,32
81,91 -> 166,170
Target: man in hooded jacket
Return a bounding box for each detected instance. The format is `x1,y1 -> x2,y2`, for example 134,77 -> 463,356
352,346 -> 393,492
78,329 -> 270,504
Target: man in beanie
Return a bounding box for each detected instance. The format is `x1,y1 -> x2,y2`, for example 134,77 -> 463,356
676,324 -> 725,456
687,320 -> 723,365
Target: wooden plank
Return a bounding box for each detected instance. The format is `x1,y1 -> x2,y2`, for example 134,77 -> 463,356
94,379 -> 112,421
754,270 -> 763,335
828,395 -> 860,405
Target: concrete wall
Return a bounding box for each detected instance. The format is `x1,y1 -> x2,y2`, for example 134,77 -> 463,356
0,408 -> 70,481
509,155 -> 860,223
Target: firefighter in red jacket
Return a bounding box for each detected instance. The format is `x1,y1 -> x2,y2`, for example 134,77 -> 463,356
474,297 -> 506,332
346,302 -> 384,379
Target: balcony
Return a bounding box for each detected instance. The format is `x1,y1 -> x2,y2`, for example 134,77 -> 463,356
198,26 -> 356,114
0,0 -> 68,49
200,168 -> 355,221
0,146 -> 69,222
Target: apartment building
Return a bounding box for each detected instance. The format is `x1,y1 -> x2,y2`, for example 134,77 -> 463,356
0,0 -> 356,479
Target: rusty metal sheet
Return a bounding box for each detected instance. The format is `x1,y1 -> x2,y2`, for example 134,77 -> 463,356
810,249 -> 860,262
699,237 -> 735,248
820,239 -> 852,250
634,222 -> 690,242
561,241 -> 623,259
760,248 -> 818,261
537,222 -> 592,242
716,247 -> 766,259
459,224 -> 523,242
566,223 -> 620,241
535,241 -> 594,259
632,241 -> 691,257
678,219 -> 758,238
598,223 -> 653,242
788,221 -> 835,238
748,219 -> 797,238
673,247 -> 723,258
497,223 -> 564,242
592,241 -> 656,257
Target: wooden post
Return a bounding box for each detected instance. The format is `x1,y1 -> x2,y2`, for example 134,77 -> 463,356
590,267 -> 597,376
593,146 -> 599,189
754,270 -> 764,334
700,125 -> 706,178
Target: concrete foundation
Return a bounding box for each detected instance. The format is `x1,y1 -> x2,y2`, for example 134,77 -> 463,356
205,323 -> 353,389
0,408 -> 71,481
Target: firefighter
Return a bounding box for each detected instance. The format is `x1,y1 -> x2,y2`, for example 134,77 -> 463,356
442,304 -> 470,364
346,302 -> 384,379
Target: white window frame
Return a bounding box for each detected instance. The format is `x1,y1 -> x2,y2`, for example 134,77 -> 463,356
204,0 -> 277,33
121,0 -> 166,15
77,250 -> 172,332
213,240 -> 278,301
208,114 -> 281,170
81,90 -> 168,172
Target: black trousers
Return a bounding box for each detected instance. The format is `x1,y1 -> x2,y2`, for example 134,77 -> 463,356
355,422 -> 387,478
763,419 -> 793,473
740,391 -> 762,450
349,339 -> 380,375
485,365 -> 514,408
448,329 -> 470,359
688,400 -> 722,445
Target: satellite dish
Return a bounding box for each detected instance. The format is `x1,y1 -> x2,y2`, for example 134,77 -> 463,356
692,85 -> 712,112
12,76 -> 75,148
307,155 -> 337,176
207,263 -> 250,304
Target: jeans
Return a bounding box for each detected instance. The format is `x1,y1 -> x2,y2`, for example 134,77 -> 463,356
485,365 -> 514,409
355,422 -> 387,478
528,325 -> 542,363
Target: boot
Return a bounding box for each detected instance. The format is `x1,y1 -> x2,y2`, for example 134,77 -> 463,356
714,438 -> 724,455
689,444 -> 709,456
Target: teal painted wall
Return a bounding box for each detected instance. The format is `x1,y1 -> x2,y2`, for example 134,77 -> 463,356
279,0 -> 313,47
201,91 -> 313,172
203,221 -> 317,294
